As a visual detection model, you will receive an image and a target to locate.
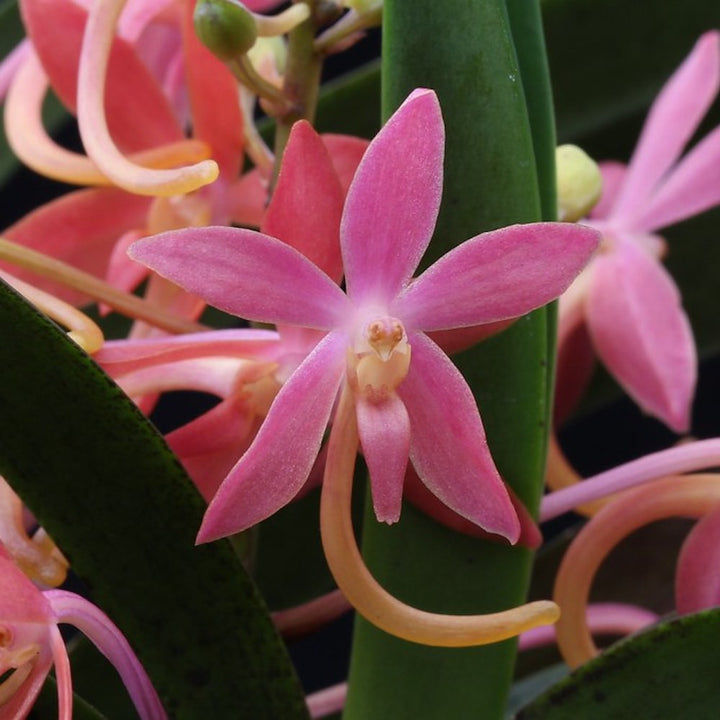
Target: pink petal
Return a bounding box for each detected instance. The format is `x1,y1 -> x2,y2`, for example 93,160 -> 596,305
393,223 -> 599,331
47,590 -> 167,720
586,239 -> 696,432
341,89 -> 444,305
130,227 -> 351,329
197,331 -> 347,542
262,121 -> 344,282
168,399 -> 259,502
49,623 -> 73,720
404,468 -> 542,548
356,393 -> 410,524
396,332 -> 520,542
0,545 -> 53,621
675,505 -> 720,614
589,161 -> 627,220
2,188 -> 150,305
225,170 -> 268,228
321,134 -> 369,196
21,0 -> 183,151
181,0 -> 243,180
635,124 -> 720,231
611,31 -> 720,221
96,328 -> 280,375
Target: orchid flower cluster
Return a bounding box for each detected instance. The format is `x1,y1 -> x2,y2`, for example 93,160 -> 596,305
0,0 -> 719,717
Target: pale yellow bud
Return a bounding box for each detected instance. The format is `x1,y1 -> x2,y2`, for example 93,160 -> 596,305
556,144 -> 603,222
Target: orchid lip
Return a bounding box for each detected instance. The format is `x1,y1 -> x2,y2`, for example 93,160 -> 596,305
347,314 -> 411,403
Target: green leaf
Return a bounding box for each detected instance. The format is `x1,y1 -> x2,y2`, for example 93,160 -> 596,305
0,279 -> 309,719
343,2 -> 551,718
518,609 -> 720,718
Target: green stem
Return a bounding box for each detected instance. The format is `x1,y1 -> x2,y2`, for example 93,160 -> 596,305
272,11 -> 323,184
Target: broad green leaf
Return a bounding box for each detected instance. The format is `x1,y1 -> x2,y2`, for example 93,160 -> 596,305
0,279 -> 309,719
518,609 -> 720,718
344,2 -> 550,718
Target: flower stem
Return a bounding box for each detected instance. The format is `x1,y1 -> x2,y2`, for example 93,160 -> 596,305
320,383 -> 560,647
272,8 -> 322,185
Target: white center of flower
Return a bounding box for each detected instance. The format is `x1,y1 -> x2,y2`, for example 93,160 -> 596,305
348,316 -> 411,404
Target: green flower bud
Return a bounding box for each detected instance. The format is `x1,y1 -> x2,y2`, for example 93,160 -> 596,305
194,0 -> 258,61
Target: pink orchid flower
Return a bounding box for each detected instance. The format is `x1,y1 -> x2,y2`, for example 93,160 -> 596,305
0,544 -> 166,719
130,88 -> 599,544
557,31 -> 720,432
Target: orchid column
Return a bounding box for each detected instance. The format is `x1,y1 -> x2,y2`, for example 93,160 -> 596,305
344,1 -> 556,718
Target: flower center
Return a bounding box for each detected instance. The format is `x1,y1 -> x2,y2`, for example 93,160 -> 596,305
348,316 -> 411,404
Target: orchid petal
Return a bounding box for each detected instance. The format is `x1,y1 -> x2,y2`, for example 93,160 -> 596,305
167,398 -> 259,502
611,31 -> 720,220
589,161 -> 627,220
263,121 -> 344,282
341,88 -> 444,305
76,0 -> 218,195
225,170 -> 268,228
586,239 -> 696,432
675,504 -> 720,614
393,223 -> 599,331
198,331 -> 347,542
321,134 -> 369,195
97,329 -> 280,375
49,624 -> 73,720
635,124 -> 720,231
2,188 -> 151,305
0,645 -> 54,719
130,227 -> 351,329
47,590 -> 167,720
396,332 -> 519,542
356,393 -> 410,524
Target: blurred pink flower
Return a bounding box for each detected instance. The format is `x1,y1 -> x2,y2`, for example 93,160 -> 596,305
131,89 -> 599,544
557,31 -> 720,432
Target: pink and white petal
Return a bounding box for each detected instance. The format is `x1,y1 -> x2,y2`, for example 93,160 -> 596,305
321,134 -> 369,196
181,0 -> 244,180
197,331 -> 347,542
356,393 -> 410,523
675,504 -> 720,614
2,188 -> 150,305
130,226 -> 351,329
611,31 -> 720,221
341,89 -> 444,305
586,240 -> 696,432
263,121 -> 344,282
635,124 -> 720,231
393,223 -> 599,331
396,332 -> 520,542
589,161 -> 627,220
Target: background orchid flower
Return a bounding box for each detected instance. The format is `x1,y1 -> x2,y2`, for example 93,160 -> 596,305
0,544 -> 166,719
130,88 -> 599,544
556,31 -> 720,432
96,326 -> 326,499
